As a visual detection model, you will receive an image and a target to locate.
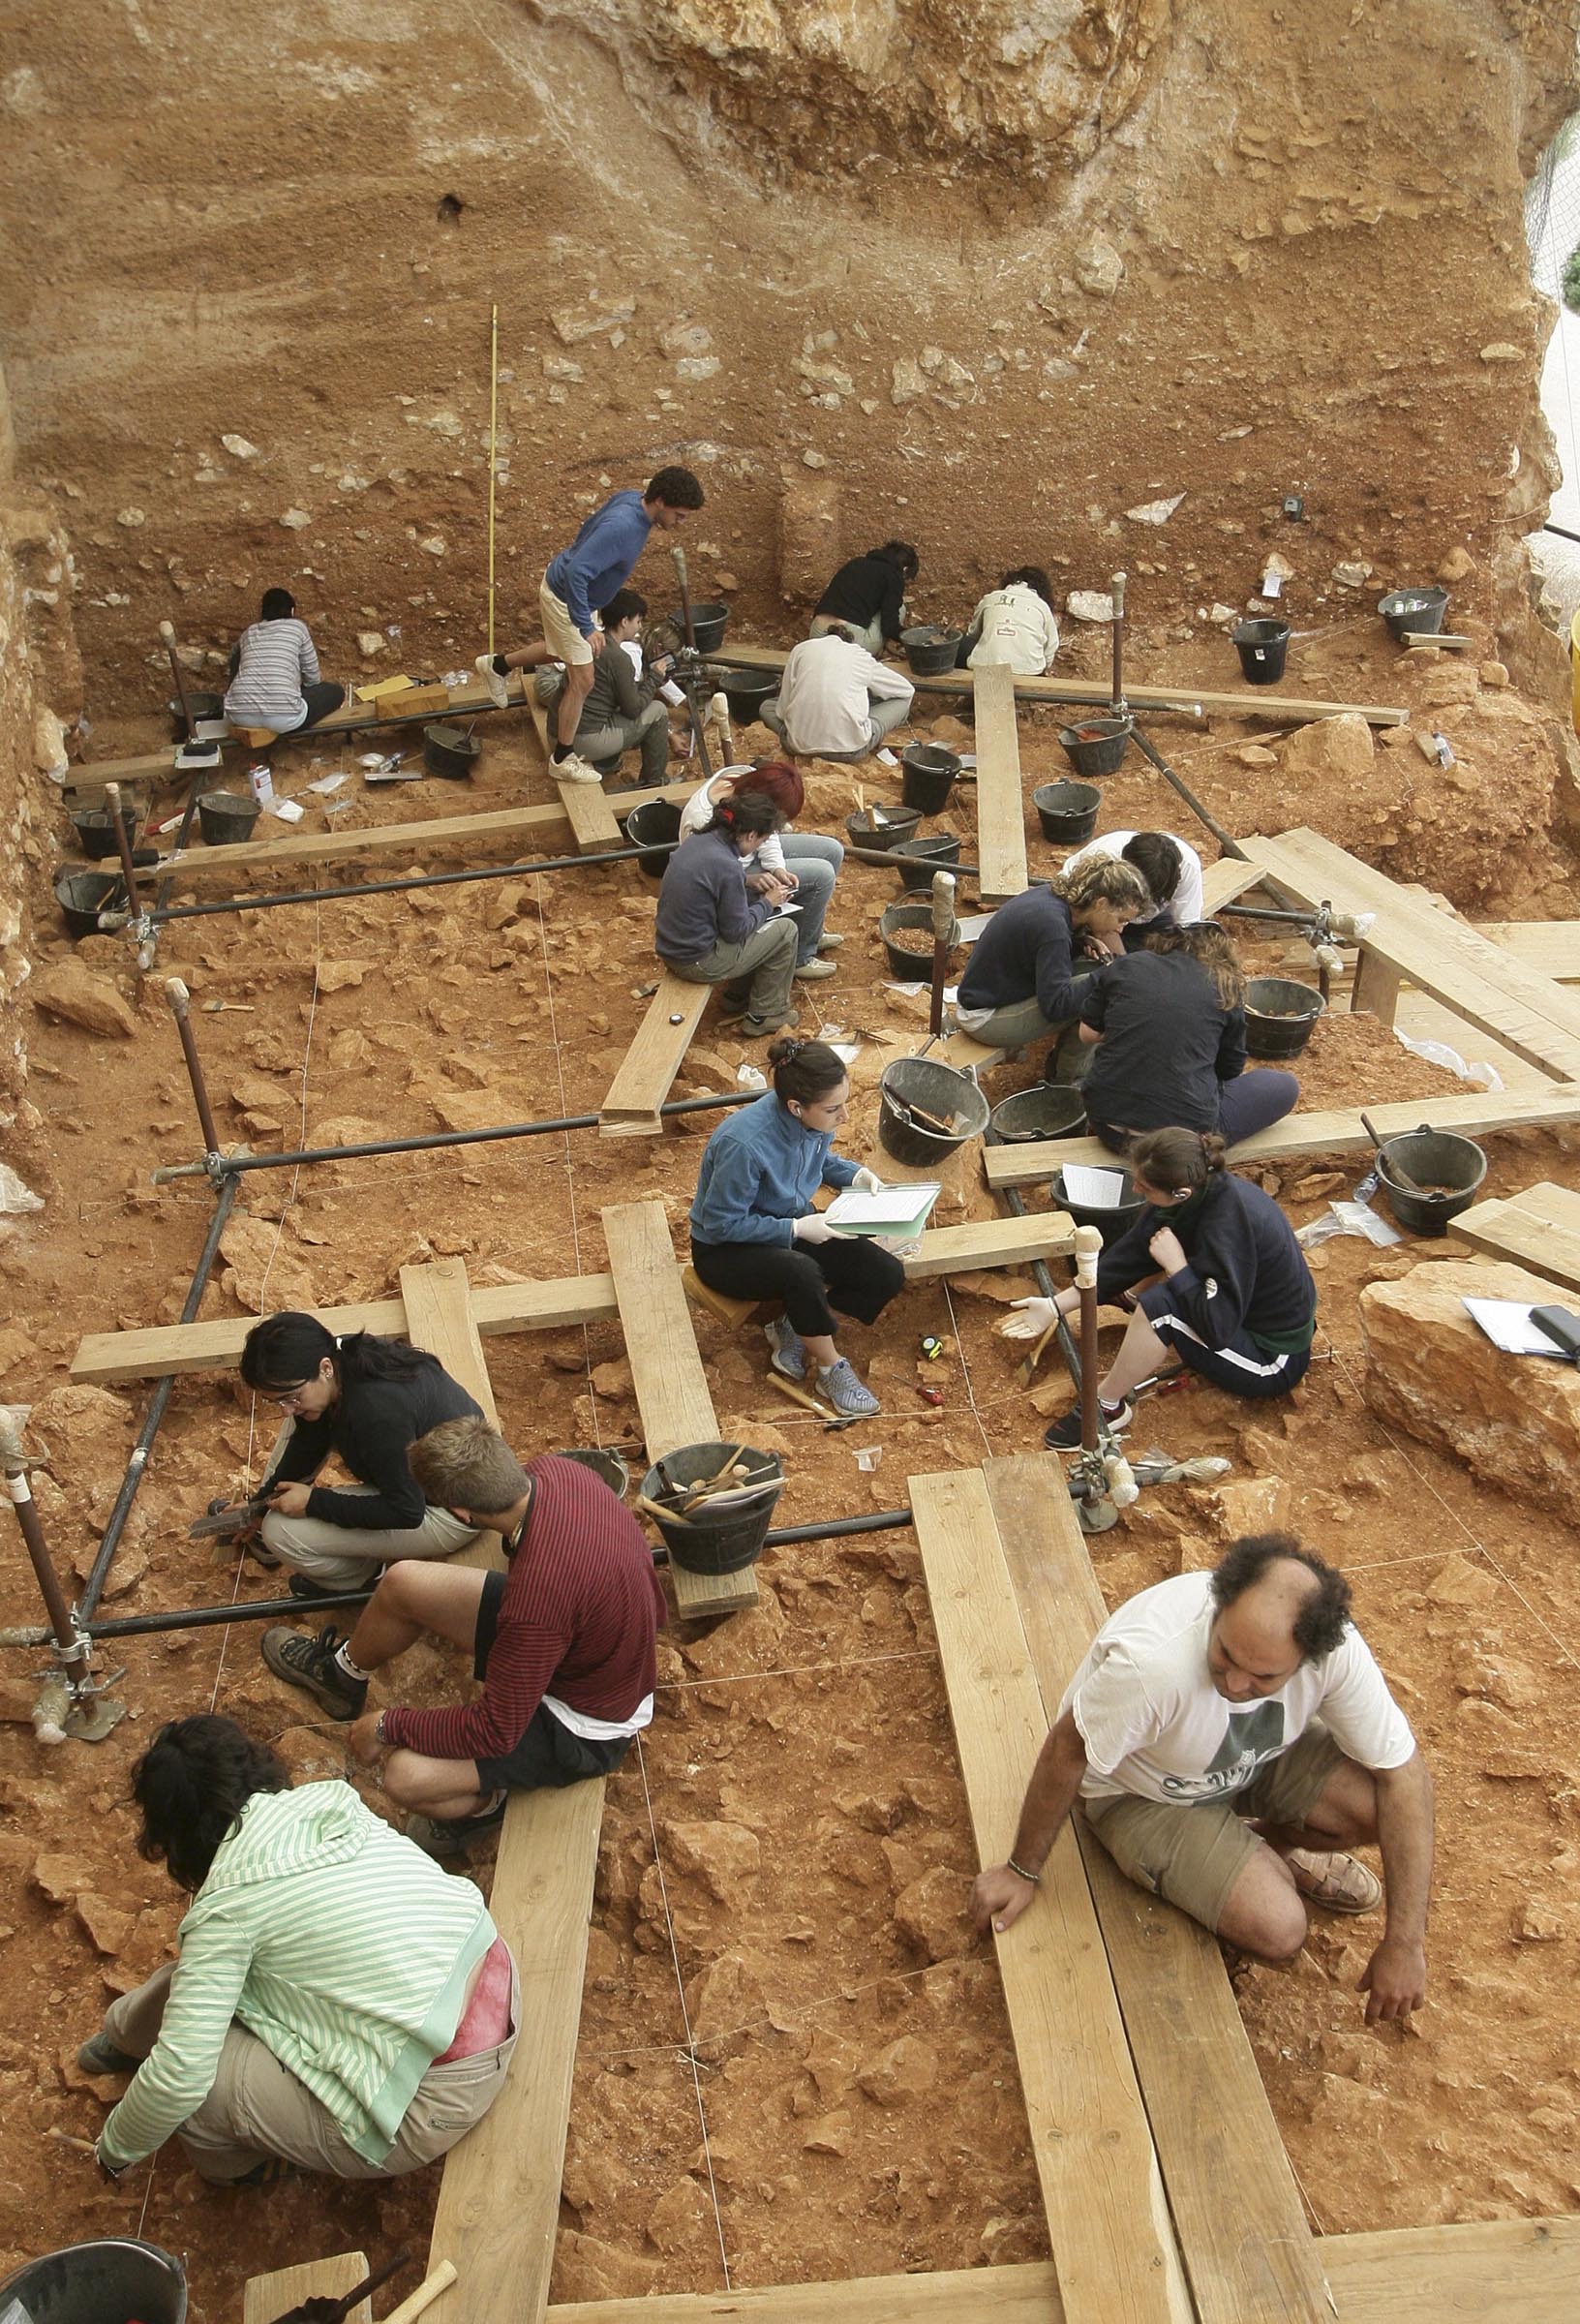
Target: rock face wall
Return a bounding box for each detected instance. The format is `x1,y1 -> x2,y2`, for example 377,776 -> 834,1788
0,0 -> 1574,720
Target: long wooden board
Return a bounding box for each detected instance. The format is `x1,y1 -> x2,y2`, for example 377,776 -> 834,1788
984,1454 -> 1329,2324
602,1198 -> 757,1619
1238,831 -> 1580,1081
398,1258 -> 499,1425
715,642 -> 1408,726
971,663 -> 1030,906
1449,1178 -> 1580,1290
527,691 -> 624,851
598,975 -> 713,1137
1320,2216 -> 1580,2321
909,1467 -> 1190,2324
547,2265 -> 1066,2324
1475,921 -> 1580,982
900,1210 -> 1076,1277
244,2252 -> 373,2324
159,802 -> 568,885
983,1086 -> 1580,1192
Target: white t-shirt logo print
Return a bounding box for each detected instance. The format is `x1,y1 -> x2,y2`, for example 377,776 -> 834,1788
1163,1698 -> 1287,1798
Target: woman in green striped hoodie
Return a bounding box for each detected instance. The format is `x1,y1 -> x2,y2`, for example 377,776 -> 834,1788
82,1716 -> 517,2184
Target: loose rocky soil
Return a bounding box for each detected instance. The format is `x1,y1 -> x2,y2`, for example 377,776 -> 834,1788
4,623 -> 1580,2314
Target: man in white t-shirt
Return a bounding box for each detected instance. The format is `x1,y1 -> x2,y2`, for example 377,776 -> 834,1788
971,1536 -> 1434,2022
763,625 -> 916,761
1061,827 -> 1205,939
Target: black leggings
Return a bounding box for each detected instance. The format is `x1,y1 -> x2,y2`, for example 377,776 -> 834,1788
690,1235 -> 905,1341
299,681 -> 346,729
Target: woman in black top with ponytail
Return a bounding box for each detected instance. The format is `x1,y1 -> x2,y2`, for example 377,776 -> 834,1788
239,1313 -> 483,1596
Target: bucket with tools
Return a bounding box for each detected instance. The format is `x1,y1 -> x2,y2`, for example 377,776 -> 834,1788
637,1443 -> 784,1574
877,1056 -> 989,1166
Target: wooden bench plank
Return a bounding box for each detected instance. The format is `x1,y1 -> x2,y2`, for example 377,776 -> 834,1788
1319,2217 -> 1580,2323
983,1086 -> 1580,1192
1200,856 -> 1267,912
1239,831 -> 1580,1080
1475,921 -> 1580,982
603,1198 -> 758,1619
910,1466 -> 1190,2324
1449,1179 -> 1580,1290
245,2252 -> 373,2324
598,974 -> 713,1136
71,1272 -> 621,1384
398,1259 -> 499,1424
971,663 -> 1029,906
984,1453 -> 1329,2324
527,692 -> 624,851
716,643 -> 1408,725
159,802 -> 568,885
901,1210 -> 1076,1277
547,2261 -> 1065,2324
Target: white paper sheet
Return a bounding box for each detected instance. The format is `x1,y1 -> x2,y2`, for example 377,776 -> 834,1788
826,1182 -> 941,1229
1060,1164 -> 1129,1209
1463,1299 -> 1574,1358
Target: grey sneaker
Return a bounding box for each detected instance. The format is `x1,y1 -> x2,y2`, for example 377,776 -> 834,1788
793,959 -> 838,981
474,652 -> 509,710
259,1624 -> 367,1721
765,1315 -> 807,1381
553,751 -> 602,786
817,1359 -> 881,1419
406,1793 -> 508,1859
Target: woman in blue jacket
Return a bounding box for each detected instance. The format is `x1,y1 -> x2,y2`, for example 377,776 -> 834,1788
689,1039 -> 900,1418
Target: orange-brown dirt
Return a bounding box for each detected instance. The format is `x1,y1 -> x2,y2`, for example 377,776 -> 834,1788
2,619 -> 1580,2314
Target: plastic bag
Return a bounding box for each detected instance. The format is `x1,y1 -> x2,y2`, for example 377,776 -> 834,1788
0,1166 -> 43,1216
1393,1028 -> 1502,1092
1296,1198 -> 1400,1249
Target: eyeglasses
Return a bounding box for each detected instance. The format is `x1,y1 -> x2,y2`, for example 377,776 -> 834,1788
259,1382 -> 317,1411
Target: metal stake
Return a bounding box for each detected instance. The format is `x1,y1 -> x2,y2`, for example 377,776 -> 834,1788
165,976 -> 223,1164
1,1412 -> 127,1742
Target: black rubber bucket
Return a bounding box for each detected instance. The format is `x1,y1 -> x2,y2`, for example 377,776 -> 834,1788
198,791 -> 262,846
879,900 -> 951,979
877,1056 -> 989,1166
626,796 -> 684,878
423,721 -> 481,780
714,667 -> 778,723
1232,619 -> 1291,685
55,870 -> 126,938
1051,1161 -> 1145,1248
1056,717 -> 1132,779
1379,587 -> 1448,644
892,834 -> 962,892
167,690 -> 223,741
900,625 -> 963,677
680,601 -> 730,654
845,804 -> 923,851
0,2238 -> 187,2324
989,1086 -> 1088,1142
900,743 -> 960,814
640,1442 -> 783,1574
557,1446 -> 629,1496
1377,1129 -> 1487,1238
71,801 -> 140,860
1245,976 -> 1325,1057
1033,780 -> 1102,845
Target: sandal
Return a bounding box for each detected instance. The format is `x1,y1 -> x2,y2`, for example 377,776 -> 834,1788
1287,1849 -> 1382,1914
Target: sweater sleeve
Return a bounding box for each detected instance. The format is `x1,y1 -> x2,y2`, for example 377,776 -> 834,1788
305,1383 -> 430,1530
100,1912 -> 255,2168
1156,1204 -> 1258,1347
297,623 -> 320,688
712,855 -> 773,947
1033,914 -> 1082,1024
878,565 -> 907,642
268,1411 -> 334,1488
1079,964 -> 1112,1033
1215,1006 -> 1248,1084
853,647 -> 916,704
607,646 -> 643,719
694,1134 -> 797,1247
1095,1209 -> 1163,1302
382,1611 -> 566,1762
821,1148 -> 860,1190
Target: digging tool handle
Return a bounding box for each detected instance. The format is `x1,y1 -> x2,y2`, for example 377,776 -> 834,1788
166,976 -> 223,1156
1360,1112 -> 1430,1200
379,2261 -> 458,2324
160,616 -> 197,738
1109,569 -> 1127,712
104,783 -> 145,920
1016,1321 -> 1056,1391
271,2248 -> 415,2324
672,543 -> 695,650
928,870 -> 957,1036
1532,1306 -> 1580,1363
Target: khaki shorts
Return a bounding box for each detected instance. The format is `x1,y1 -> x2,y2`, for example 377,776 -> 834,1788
1082,1725 -> 1346,1934
539,579 -> 594,667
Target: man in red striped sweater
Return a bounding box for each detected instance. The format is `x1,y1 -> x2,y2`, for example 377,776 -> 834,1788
261,1419 -> 665,1857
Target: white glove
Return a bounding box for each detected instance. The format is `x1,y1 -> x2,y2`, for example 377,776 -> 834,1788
793,1212 -> 836,1244
851,1167 -> 884,1194
999,1295 -> 1059,1340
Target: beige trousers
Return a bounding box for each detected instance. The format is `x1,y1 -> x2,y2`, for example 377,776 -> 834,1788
260,1489 -> 480,1589
104,1954 -> 519,2183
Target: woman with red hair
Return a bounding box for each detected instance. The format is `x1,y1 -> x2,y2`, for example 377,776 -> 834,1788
678,760 -> 844,983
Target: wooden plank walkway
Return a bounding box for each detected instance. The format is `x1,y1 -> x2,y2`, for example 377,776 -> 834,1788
527,691 -> 624,852
245,2253 -> 372,2324
984,1453 -> 1330,2324
971,663 -> 1030,906
160,802 -> 568,885
602,1197 -> 758,1620
1450,1178 -> 1580,1290
1238,830 -> 1580,1081
910,1465 -> 1191,2324
1475,921 -> 1580,982
983,1086 -> 1580,1193
598,974 -> 713,1138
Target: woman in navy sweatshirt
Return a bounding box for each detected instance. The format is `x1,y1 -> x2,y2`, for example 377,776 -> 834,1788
954,853 -> 1149,1078
1002,1124 -> 1317,1448
655,790 -> 801,1037
689,1039 -> 901,1418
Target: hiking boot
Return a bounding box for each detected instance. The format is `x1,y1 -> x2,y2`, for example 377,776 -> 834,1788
816,1358 -> 881,1419
765,1315 -> 807,1382
473,652 -> 509,711
793,959 -> 837,982
1043,1396 -> 1133,1451
736,1007 -> 800,1039
406,1793 -> 509,1860
227,2155 -> 298,2188
552,751 -> 601,786
78,2032 -> 139,2076
287,1571 -> 369,1604
1288,1850 -> 1382,1914
259,1624 -> 366,1721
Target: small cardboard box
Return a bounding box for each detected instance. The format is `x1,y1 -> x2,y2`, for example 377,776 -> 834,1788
387,684 -> 449,719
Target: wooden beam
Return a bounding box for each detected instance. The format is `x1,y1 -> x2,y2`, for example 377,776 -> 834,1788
602,1198 -> 758,1619
1449,1179 -> 1580,1290
398,1259 -> 500,1425
70,1273 -> 621,1385
971,663 -> 1030,906
984,1454 -> 1330,2324
910,1466 -> 1191,2324
245,2252 -> 373,2324
1200,857 -> 1271,912
158,802 -> 569,886
527,692 -> 624,851
1319,2217 -> 1580,2322
1475,921 -> 1580,983
597,975 -> 713,1137
982,1086 -> 1580,1192
715,642 -> 1409,727
1237,831 -> 1580,1081
547,2263 -> 1065,2324
900,1210 -> 1076,1278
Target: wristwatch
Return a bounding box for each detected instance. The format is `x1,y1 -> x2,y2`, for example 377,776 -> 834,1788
374,1712 -> 387,1748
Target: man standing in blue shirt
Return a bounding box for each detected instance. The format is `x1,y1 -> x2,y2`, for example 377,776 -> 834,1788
479,466 -> 704,783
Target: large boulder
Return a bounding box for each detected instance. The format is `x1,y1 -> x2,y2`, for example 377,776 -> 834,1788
1359,1258 -> 1580,1517
29,957 -> 137,1039
1277,713 -> 1375,786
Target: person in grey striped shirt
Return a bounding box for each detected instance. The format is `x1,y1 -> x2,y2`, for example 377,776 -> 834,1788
224,588 -> 346,736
